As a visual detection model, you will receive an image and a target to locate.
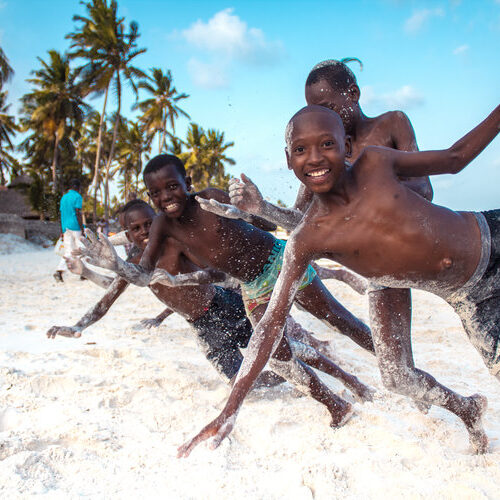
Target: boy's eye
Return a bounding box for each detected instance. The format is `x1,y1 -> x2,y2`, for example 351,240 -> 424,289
169,184 -> 179,190
293,146 -> 305,154
323,140 -> 334,147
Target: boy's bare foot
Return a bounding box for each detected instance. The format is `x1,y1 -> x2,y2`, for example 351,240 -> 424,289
351,383 -> 375,403
463,394 -> 488,454
329,400 -> 354,428
414,400 -> 431,414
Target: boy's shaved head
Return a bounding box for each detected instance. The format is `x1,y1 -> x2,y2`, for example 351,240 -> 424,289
143,154 -> 186,180
285,105 -> 345,151
121,199 -> 154,227
306,58 -> 361,91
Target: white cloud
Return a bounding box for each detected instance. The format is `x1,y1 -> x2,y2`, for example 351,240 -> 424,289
453,44 -> 469,55
181,8 -> 284,66
404,8 -> 445,34
360,85 -> 425,110
187,58 -> 229,89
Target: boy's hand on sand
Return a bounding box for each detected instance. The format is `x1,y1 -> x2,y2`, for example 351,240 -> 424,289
47,325 -> 82,339
229,174 -> 264,215
196,196 -> 247,221
64,256 -> 84,276
177,411 -> 236,458
74,229 -> 119,271
133,318 -> 163,330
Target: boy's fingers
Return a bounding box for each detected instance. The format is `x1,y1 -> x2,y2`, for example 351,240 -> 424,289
177,430 -> 212,458
85,228 -> 98,245
240,173 -> 253,185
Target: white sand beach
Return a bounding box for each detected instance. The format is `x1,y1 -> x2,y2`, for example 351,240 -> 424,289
1,237 -> 499,499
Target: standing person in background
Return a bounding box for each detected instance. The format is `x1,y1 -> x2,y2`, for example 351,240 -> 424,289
53,179 -> 83,283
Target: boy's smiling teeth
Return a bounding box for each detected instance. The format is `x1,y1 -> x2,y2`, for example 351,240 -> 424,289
164,202 -> 180,211
306,168 -> 330,177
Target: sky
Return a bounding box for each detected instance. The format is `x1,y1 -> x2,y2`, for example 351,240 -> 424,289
1,0 -> 499,209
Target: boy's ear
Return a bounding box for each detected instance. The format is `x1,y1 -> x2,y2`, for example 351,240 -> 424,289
185,176 -> 192,191
347,84 -> 360,103
345,135 -> 353,158
285,147 -> 293,170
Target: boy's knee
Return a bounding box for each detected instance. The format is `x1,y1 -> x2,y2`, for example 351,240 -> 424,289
379,365 -> 417,395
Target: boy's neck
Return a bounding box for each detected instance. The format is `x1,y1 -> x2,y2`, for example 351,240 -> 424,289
348,106 -> 368,138
316,163 -> 353,207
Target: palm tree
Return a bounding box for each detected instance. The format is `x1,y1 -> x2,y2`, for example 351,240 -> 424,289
205,129 -> 235,191
21,50 -> 89,192
135,68 -> 190,153
115,118 -> 148,199
0,90 -> 19,184
181,123 -> 235,191
67,0 -> 146,220
0,46 -> 14,85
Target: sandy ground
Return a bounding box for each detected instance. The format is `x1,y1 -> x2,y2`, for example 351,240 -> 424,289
1,237 -> 499,499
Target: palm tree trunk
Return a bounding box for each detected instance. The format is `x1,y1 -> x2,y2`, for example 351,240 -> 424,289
92,84 -> 110,222
161,115 -> 167,153
51,134 -> 60,193
104,71 -> 121,221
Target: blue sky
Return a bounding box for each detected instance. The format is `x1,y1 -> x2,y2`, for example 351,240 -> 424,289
1,0 -> 499,209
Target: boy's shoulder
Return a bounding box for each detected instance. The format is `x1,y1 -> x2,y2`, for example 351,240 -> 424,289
353,145 -> 395,178
374,110 -> 412,131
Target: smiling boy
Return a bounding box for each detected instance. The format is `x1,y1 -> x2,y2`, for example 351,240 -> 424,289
177,104 -> 499,457
77,154 -> 377,429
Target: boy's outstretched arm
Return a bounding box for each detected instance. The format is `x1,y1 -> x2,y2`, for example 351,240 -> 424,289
199,187 -> 278,232
387,104 -> 500,178
76,217 -> 166,286
177,234 -> 311,458
229,174 -> 303,231
65,256 -> 114,289
390,110 -> 433,201
150,267 -> 230,287
46,277 -> 129,338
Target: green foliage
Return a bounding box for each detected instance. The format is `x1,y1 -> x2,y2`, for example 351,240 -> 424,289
178,123 -> 235,191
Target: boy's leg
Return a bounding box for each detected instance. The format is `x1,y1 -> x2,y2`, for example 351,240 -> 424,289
314,265 -> 369,295
288,337 -> 374,402
369,287 -> 488,454
249,304 -> 353,427
294,276 -> 374,353
285,315 -> 337,361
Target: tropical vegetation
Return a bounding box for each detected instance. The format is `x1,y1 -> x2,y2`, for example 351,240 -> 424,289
0,0 -> 236,223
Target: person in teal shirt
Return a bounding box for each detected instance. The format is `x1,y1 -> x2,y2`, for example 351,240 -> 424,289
54,179 -> 83,282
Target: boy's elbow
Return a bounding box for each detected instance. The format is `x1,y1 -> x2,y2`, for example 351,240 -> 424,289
446,149 -> 465,174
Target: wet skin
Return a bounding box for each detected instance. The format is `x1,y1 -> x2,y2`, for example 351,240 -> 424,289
179,104 -> 498,457
126,206 -> 216,321
301,78 -> 433,205
143,169 -> 276,283
289,110 -> 481,289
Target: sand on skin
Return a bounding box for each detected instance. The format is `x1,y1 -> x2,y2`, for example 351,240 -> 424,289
0,236 -> 499,499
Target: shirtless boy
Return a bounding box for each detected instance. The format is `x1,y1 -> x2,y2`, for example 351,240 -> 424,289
77,154 -> 375,429
229,58 -> 432,348
179,104 -> 499,456
62,199 -> 372,398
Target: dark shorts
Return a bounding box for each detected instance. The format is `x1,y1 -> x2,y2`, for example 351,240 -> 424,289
190,286 -> 253,382
446,210 -> 500,377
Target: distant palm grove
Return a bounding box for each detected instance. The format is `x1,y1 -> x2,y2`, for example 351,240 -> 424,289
0,0 -> 235,222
